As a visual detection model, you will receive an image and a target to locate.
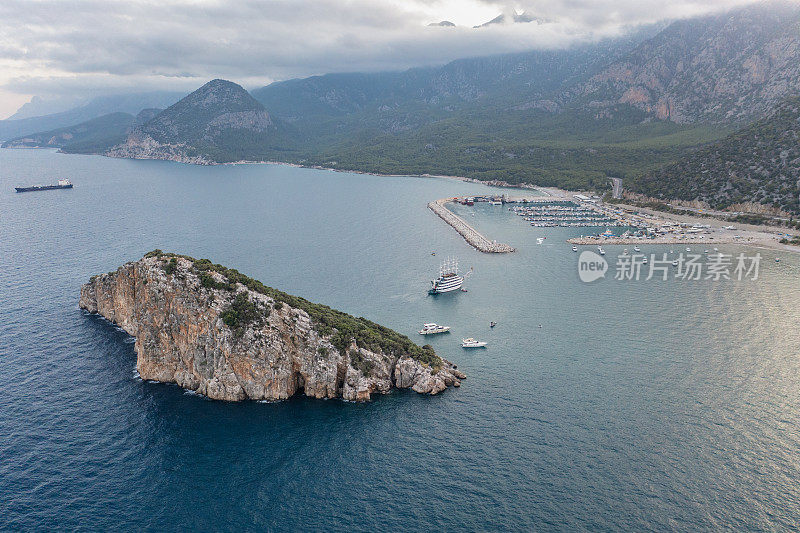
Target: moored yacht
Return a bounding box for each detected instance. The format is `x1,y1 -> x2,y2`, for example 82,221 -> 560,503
419,323 -> 451,335
461,338 -> 487,348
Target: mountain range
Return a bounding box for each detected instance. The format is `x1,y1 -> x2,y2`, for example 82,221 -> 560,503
0,92 -> 182,142
3,2 -> 800,213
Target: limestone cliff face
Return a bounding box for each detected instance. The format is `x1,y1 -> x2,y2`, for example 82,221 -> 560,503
569,3 -> 800,124
79,254 -> 464,402
106,132 -> 214,165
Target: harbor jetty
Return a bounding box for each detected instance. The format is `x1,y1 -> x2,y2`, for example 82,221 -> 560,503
429,198 -> 515,253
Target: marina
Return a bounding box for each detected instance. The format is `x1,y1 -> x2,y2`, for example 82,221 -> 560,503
511,201 -> 627,227
444,190 -> 790,249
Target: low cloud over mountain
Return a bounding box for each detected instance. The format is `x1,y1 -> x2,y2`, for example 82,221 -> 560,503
0,0 -> 760,115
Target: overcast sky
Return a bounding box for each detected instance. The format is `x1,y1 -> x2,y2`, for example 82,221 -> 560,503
0,0 -> 760,118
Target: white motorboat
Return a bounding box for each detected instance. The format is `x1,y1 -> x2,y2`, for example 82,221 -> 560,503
572,246 -> 578,252
461,338 -> 487,348
419,323 -> 451,335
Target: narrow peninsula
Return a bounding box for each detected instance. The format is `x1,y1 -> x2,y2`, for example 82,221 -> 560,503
80,251 -> 464,401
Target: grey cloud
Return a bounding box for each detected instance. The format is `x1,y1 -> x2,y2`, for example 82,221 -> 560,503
0,0 -> 761,99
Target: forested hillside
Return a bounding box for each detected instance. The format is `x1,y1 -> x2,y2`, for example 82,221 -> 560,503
633,96 -> 800,214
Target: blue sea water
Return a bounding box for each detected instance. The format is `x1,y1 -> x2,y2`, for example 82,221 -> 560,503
1,149 -> 799,531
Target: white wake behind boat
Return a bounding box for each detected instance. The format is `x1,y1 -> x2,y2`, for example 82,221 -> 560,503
461,338 -> 487,348
419,323 -> 451,335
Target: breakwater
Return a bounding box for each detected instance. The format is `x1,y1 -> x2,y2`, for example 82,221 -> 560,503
428,198 -> 515,253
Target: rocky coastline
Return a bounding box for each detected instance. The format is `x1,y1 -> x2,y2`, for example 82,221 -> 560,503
79,252 -> 464,402
105,132 -> 214,165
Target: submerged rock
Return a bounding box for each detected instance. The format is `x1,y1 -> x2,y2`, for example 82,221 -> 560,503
79,251 -> 464,402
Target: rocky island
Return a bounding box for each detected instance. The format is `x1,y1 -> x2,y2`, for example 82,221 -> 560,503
79,251 -> 464,402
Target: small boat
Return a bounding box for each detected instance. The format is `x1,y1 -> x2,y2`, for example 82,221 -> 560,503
598,248 -> 606,255
623,249 -> 628,255
490,322 -> 497,328
686,247 -> 691,252
572,246 -> 578,252
672,260 -> 678,266
419,323 -> 450,335
461,338 -> 487,348
642,257 -> 648,264
633,246 -> 641,252
704,249 -> 709,254
538,324 -> 542,328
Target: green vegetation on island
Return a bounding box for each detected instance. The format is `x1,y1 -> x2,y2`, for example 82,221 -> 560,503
146,250 -> 440,368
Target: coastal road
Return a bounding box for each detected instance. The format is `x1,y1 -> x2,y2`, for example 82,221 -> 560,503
610,177 -> 623,199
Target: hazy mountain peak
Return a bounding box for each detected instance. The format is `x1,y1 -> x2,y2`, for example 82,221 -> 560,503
473,9 -> 543,28
107,78 -> 274,164
8,95 -> 86,120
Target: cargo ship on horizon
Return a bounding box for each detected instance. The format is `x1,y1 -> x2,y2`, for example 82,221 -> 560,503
15,179 -> 73,193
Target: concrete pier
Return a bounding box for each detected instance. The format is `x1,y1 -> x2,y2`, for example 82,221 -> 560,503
428,198 -> 515,253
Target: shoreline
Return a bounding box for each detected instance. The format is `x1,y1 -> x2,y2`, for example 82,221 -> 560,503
9,147 -> 800,252
226,158 -> 551,194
